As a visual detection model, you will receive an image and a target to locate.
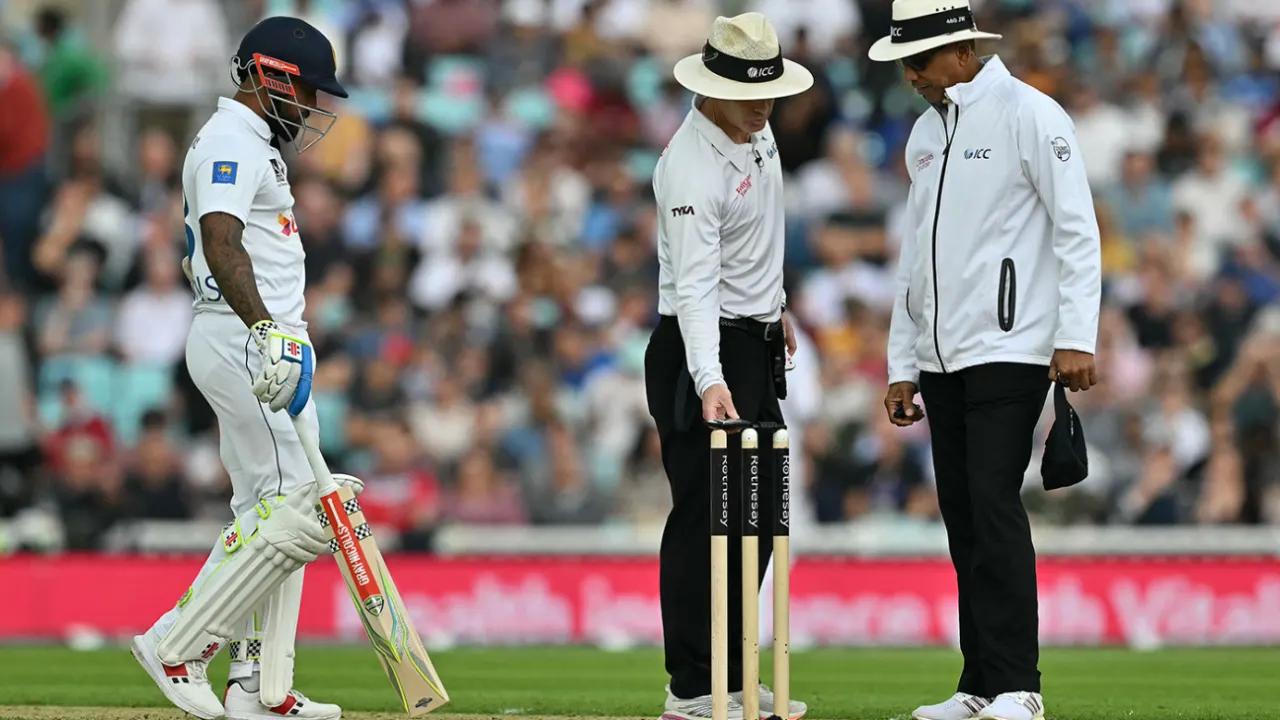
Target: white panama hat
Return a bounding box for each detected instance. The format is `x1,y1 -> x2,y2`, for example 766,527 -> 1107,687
868,0 -> 1002,63
673,12 -> 814,101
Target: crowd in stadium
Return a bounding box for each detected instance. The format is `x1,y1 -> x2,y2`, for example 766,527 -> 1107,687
0,0 -> 1277,550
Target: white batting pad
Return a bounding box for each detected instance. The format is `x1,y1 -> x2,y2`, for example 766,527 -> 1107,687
260,566 -> 305,706
156,491 -> 325,666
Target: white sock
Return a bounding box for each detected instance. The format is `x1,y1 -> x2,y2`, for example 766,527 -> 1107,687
228,661 -> 259,683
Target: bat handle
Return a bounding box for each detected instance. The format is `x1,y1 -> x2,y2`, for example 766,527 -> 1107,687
290,413 -> 341,497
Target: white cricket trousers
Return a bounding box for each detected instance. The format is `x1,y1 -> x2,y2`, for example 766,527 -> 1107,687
146,311 -> 320,675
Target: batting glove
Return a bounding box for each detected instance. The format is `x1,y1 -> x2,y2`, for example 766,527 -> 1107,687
250,320 -> 314,417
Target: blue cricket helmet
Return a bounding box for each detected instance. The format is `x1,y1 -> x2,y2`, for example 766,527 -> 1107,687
234,16 -> 347,98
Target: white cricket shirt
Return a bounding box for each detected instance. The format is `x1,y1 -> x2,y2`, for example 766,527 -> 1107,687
653,102 -> 787,397
182,97 -> 305,327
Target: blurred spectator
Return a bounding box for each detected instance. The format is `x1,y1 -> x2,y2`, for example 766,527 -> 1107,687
43,380 -> 114,476
424,139 -> 517,254
115,245 -> 192,366
52,430 -> 124,550
31,122 -> 138,289
441,448 -> 526,525
527,423 -> 610,524
408,0 -> 500,59
409,218 -> 518,311
0,291 -> 39,516
751,0 -> 860,58
0,46 -> 50,289
45,380 -> 121,548
36,246 -> 113,360
129,127 -> 180,216
343,150 -> 428,253
32,5 -> 108,119
113,0 -> 229,138
1068,83 -> 1131,189
296,177 -> 347,283
1102,150 -> 1175,239
357,417 -> 442,550
793,126 -> 901,225
348,4 -> 408,89
1172,134 -> 1251,280
407,374 -> 478,467
124,410 -> 191,520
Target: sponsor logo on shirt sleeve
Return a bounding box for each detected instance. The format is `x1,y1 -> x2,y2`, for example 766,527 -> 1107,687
212,161 -> 239,184
1051,137 -> 1072,162
670,205 -> 695,217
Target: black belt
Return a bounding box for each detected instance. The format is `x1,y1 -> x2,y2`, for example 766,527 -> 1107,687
657,314 -> 783,342
719,316 -> 783,342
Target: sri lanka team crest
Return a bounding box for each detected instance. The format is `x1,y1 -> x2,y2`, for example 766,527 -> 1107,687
277,212 -> 298,236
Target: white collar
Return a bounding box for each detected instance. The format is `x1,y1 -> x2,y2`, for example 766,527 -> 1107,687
217,96 -> 272,142
690,98 -> 752,174
944,55 -> 1009,107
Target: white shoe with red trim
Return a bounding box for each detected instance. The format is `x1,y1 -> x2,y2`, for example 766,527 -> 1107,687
225,679 -> 342,720
977,692 -> 1044,720
129,634 -> 224,720
912,692 -> 991,720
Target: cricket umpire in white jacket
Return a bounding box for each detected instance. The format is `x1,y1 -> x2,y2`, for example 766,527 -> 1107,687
870,3 -> 1101,720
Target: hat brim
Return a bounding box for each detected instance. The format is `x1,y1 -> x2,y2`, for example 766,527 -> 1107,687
673,54 -> 814,101
868,29 -> 1002,62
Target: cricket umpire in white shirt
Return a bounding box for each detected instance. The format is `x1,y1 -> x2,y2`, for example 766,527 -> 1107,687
646,12 -> 811,720
870,2 -> 1101,720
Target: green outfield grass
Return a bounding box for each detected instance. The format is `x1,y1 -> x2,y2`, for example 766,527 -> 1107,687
0,645 -> 1276,719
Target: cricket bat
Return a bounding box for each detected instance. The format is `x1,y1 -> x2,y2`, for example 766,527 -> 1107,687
292,416 -> 450,716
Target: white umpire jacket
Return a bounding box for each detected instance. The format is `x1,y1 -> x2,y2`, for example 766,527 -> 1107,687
888,56 -> 1101,386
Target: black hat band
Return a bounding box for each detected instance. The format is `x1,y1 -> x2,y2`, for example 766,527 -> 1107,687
890,7 -> 975,44
701,43 -> 784,83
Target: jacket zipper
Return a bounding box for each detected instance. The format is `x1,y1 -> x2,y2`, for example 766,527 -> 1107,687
930,104 -> 959,373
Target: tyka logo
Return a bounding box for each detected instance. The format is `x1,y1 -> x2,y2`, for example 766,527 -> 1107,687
670,205 -> 695,217
964,148 -> 992,160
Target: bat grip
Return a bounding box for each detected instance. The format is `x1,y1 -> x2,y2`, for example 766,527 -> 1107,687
290,414 -> 341,497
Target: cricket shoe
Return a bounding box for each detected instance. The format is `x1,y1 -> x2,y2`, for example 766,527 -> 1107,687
225,678 -> 342,720
661,685 -> 745,720
732,684 -> 808,719
129,633 -> 224,720
912,692 -> 991,720
977,692 -> 1043,720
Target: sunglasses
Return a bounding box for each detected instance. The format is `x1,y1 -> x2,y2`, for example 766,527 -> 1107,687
899,46 -> 942,73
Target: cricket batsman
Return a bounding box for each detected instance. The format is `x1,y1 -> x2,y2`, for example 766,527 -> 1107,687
129,17 -> 352,720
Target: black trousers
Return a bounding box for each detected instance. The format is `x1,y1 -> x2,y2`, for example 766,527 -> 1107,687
645,315 -> 783,699
919,363 -> 1050,697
